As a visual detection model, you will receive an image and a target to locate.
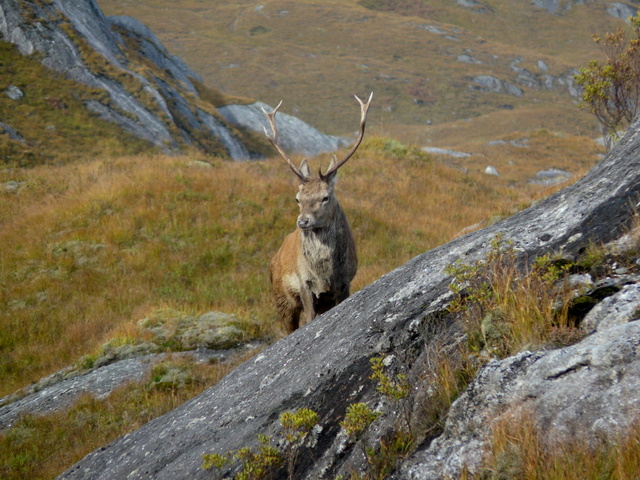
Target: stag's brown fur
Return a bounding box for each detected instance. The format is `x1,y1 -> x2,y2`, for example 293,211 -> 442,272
270,167 -> 358,332
263,93 -> 372,333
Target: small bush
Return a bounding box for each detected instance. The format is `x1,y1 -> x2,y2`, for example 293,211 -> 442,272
575,14 -> 640,147
203,408 -> 319,480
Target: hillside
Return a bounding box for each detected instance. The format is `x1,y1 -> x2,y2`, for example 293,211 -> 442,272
95,0 -> 632,144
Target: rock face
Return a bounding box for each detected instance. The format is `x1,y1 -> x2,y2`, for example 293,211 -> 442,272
58,114 -> 640,479
397,320 -> 640,479
0,0 -> 253,158
218,102 -> 348,158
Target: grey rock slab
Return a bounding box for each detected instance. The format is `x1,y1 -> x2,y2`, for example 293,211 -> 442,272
422,146 -> 471,158
0,356 -> 155,430
397,320 -> 640,479
582,283 -> 640,333
530,168 -> 572,186
0,121 -> 25,142
218,102 -> 348,157
0,349 -> 237,431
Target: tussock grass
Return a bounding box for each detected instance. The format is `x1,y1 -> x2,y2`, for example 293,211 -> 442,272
1,139 -> 561,398
447,237 -> 582,359
479,411 -> 640,480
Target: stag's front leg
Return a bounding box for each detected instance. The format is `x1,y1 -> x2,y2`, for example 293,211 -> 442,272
300,281 -> 316,324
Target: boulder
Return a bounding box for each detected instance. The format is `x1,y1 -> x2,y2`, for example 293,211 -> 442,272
421,146 -> 471,158
530,168 -> 572,185
5,85 -> 24,100
218,102 -> 348,158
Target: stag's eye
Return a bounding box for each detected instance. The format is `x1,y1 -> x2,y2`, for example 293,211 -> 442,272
295,197 -> 300,204
322,196 -> 329,203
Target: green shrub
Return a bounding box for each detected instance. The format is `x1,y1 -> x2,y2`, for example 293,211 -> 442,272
575,14 -> 640,147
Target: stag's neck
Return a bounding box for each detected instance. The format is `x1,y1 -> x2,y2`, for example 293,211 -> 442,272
300,205 -> 348,266
301,205 -> 347,247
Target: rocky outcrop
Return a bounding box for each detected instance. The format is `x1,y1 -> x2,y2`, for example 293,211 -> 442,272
0,348 -> 242,431
57,111 -> 640,479
0,0 -> 254,158
531,0 -> 585,15
218,102 -> 348,158
468,64 -> 580,99
0,310 -> 250,429
0,121 -> 24,143
468,75 -> 524,97
607,2 -> 638,20
398,315 -> 640,479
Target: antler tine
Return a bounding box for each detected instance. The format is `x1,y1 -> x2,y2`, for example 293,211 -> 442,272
321,92 -> 373,180
261,101 -> 307,182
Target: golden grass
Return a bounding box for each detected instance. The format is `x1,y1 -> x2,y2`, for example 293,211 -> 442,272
95,0 -> 612,139
0,138 -> 579,398
447,236 -> 585,359
480,410 -> 640,480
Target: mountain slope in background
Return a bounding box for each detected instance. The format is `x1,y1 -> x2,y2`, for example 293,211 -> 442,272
96,0 -> 635,146
1,0 -> 349,164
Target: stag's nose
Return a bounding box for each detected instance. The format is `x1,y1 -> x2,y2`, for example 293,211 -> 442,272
297,217 -> 312,230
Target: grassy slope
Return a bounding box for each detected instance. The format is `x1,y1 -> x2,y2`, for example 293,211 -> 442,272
96,0 -> 619,142
0,137 -> 600,398
0,137 -> 602,478
0,1 -> 619,477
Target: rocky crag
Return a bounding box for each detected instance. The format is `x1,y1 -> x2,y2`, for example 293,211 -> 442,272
0,0 -> 343,159
50,110 -> 640,479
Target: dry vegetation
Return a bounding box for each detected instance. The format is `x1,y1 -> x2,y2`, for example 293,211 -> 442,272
0,348 -> 261,480
479,411 -> 640,480
1,138 -> 587,399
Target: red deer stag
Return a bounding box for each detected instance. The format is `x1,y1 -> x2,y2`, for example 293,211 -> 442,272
263,93 -> 373,333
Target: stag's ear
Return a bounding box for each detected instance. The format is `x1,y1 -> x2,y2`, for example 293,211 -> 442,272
322,155 -> 339,186
299,159 -> 311,180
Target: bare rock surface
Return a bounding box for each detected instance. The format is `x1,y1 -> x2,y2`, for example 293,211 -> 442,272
397,320 -> 640,479
582,283 -> 640,333
218,102 -> 348,158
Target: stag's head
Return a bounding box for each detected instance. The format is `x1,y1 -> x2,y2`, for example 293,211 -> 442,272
262,93 -> 373,231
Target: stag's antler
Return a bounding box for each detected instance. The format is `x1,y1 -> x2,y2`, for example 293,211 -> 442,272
261,101 -> 308,182
321,92 -> 373,180
262,92 -> 373,182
